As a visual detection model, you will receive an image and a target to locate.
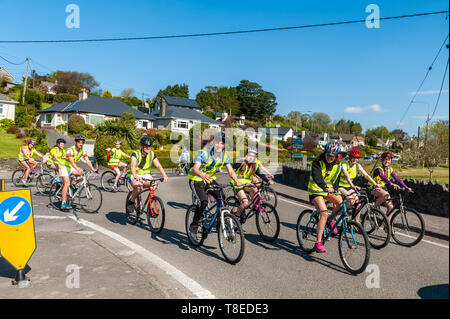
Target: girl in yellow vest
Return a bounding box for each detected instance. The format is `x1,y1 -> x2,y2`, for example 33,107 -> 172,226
106,140 -> 131,192
125,137 -> 168,214
338,148 -> 380,222
307,141 -> 343,253
18,140 -> 45,185
231,147 -> 273,220
46,138 -> 66,183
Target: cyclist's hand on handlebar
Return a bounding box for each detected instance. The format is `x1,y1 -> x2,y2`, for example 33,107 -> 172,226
407,187 -> 413,193
326,187 -> 335,194
392,184 -> 400,190
352,185 -> 361,191
162,175 -> 168,183
201,173 -> 213,184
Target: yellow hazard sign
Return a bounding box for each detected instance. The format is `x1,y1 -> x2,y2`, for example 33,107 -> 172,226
0,189 -> 36,270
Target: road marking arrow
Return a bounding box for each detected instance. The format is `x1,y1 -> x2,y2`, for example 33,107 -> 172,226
3,201 -> 25,222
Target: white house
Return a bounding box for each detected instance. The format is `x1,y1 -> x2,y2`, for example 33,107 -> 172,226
0,93 -> 18,122
259,126 -> 293,142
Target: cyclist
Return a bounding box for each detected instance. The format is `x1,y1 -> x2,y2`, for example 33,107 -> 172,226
369,151 -> 412,221
18,140 -> 45,185
125,137 -> 168,214
178,147 -> 190,175
338,148 -> 380,222
231,147 -> 273,221
106,140 -> 131,192
46,138 -> 66,183
59,135 -> 98,210
187,131 -> 242,236
307,141 -> 343,253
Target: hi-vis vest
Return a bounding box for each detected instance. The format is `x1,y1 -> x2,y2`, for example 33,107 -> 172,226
339,160 -> 362,188
188,148 -> 227,182
127,149 -> 154,177
231,159 -> 261,185
18,146 -> 34,161
108,148 -> 126,166
59,145 -> 85,171
47,146 -> 65,166
369,163 -> 393,188
307,160 -> 342,196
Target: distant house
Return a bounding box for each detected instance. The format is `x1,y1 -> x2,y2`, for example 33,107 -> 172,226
151,96 -> 222,134
220,114 -> 263,140
0,67 -> 16,92
260,126 -> 293,142
36,81 -> 57,95
37,89 -> 153,129
0,93 -> 19,122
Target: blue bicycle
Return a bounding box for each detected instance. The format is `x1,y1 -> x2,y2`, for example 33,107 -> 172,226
296,192 -> 371,275
186,184 -> 245,264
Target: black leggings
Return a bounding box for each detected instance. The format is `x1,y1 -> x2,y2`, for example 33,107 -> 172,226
189,180 -> 223,223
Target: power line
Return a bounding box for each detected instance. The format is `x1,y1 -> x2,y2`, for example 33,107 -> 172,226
1,10 -> 448,44
429,58 -> 449,122
397,33 -> 449,127
0,55 -> 27,65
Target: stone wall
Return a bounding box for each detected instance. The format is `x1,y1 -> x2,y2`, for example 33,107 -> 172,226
0,158 -> 21,172
282,164 -> 449,218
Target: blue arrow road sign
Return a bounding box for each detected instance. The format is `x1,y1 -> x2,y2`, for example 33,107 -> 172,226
0,196 -> 32,226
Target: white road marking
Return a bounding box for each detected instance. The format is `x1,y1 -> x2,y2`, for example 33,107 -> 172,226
67,216 -> 216,299
34,215 -> 67,219
278,197 -> 449,249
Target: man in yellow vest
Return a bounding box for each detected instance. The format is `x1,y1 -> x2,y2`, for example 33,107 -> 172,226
125,137 -> 168,214
187,132 -> 242,236
106,140 -> 131,192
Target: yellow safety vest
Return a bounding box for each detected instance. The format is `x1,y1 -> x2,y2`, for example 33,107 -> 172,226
369,163 -> 393,188
230,159 -> 261,185
108,148 -> 126,166
188,148 -> 227,182
339,160 -> 361,188
127,149 -> 154,177
47,146 -> 65,166
59,145 -> 86,170
307,160 -> 342,196
18,146 -> 34,161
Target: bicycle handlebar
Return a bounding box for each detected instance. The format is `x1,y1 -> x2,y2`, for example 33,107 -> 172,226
141,177 -> 164,183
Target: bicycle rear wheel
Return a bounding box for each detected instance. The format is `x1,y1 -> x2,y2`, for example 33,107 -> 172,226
48,182 -> 63,210
185,205 -> 207,247
390,208 -> 425,247
338,220 -> 370,275
125,191 -> 141,225
361,206 -> 391,249
78,183 -> 103,213
12,169 -> 25,187
296,209 -> 318,253
261,185 -> 278,208
100,171 -> 116,192
36,172 -> 53,195
255,203 -> 280,242
147,196 -> 165,234
217,210 -> 245,264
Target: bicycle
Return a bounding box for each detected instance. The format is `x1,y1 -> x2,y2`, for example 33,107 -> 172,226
175,161 -> 189,176
101,164 -> 132,192
296,192 -> 371,275
125,177 -> 165,234
226,182 -> 280,242
12,160 -> 45,187
186,183 -> 245,264
35,167 -> 58,196
377,187 -> 425,247
345,188 -> 391,249
48,170 -> 103,214
259,180 -> 278,208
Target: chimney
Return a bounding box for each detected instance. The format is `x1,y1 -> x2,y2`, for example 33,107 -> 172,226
79,88 -> 88,101
160,97 -> 167,117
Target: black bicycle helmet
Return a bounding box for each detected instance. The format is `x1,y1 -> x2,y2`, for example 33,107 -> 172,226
140,136 -> 153,146
56,138 -> 66,144
74,135 -> 85,142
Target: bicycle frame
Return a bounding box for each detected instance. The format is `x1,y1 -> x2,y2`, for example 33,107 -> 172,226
236,184 -> 271,223
138,182 -> 161,218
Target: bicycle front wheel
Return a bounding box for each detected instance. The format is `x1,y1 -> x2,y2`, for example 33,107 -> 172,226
217,209 -> 245,264
12,169 -> 25,187
296,209 -> 318,253
390,208 -> 425,247
147,196 -> 165,234
361,207 -> 391,249
338,220 -> 370,275
255,203 -> 280,242
48,182 -> 63,210
78,183 -> 103,213
100,171 -> 116,192
261,185 -> 278,208
125,191 -> 141,225
36,172 -> 53,195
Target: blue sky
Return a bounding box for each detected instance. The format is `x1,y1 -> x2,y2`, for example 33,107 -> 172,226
0,0 -> 448,136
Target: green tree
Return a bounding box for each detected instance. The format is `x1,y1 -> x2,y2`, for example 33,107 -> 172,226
365,126 -> 389,139
68,114 -> 86,135
101,90 -> 113,98
155,83 -> 189,103
236,80 -> 277,122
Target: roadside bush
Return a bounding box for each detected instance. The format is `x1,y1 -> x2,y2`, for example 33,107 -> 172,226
25,128 -> 49,153
6,125 -> 21,135
24,88 -> 44,109
56,123 -> 67,131
54,93 -> 78,103
14,105 -> 33,128
15,132 -> 26,139
0,118 -> 15,128
94,135 -> 117,166
68,114 -> 85,135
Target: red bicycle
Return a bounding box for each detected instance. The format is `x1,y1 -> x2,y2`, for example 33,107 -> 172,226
125,177 -> 165,234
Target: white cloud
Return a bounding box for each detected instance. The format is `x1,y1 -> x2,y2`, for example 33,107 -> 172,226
409,89 -> 449,95
344,104 -> 385,114
396,121 -> 407,126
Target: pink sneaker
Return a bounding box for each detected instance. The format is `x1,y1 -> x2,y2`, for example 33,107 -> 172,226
328,221 -> 338,236
314,242 -> 326,253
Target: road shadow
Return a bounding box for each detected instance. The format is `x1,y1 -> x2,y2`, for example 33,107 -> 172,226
167,201 -> 191,211
281,221 -> 297,231
0,258 -> 31,279
105,211 -> 127,226
418,284 -> 449,299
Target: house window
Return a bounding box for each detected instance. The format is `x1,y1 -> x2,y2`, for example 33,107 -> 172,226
44,114 -> 52,124
177,120 -> 189,129
85,114 -> 105,125
0,104 -> 3,115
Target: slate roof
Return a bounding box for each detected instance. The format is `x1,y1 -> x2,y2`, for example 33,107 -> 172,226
0,93 -> 19,104
40,95 -> 153,120
158,95 -> 201,109
151,106 -> 221,125
260,127 -> 293,136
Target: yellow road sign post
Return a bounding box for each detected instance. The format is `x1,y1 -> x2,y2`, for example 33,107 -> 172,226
0,189 -> 36,287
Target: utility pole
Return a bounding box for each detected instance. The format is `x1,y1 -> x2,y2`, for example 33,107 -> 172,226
22,57 -> 30,105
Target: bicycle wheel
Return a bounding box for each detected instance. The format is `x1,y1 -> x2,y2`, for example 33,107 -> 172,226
338,220 -> 370,275
125,191 -> 141,225
390,208 -> 425,247
217,209 -> 245,264
255,203 -> 280,242
261,185 -> 278,208
225,196 -> 240,214
147,196 -> 165,234
296,209 -> 318,253
78,183 -> 103,214
11,169 -> 25,187
48,182 -> 63,210
361,206 -> 391,249
36,173 -> 53,195
185,205 -> 207,247
125,178 -> 133,192
100,170 -> 116,192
